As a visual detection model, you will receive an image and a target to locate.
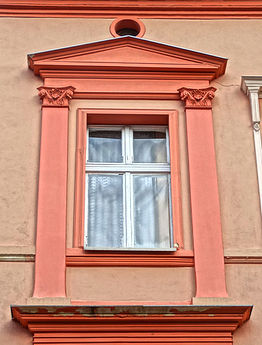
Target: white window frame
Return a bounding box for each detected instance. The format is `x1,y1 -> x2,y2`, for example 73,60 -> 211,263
84,125 -> 175,250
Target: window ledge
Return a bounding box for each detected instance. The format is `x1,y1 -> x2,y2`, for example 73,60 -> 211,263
84,247 -> 178,252
66,248 -> 194,267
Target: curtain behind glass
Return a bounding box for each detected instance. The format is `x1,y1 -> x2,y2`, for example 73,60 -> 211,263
87,174 -> 124,248
133,174 -> 170,248
88,129 -> 122,163
133,130 -> 167,163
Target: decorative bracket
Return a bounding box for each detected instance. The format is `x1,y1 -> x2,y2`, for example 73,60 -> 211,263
38,86 -> 75,107
178,87 -> 216,109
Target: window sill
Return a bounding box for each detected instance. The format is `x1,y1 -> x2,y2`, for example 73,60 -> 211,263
83,247 -> 178,252
66,248 -> 194,267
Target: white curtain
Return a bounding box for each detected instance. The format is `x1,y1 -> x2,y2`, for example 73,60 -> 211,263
87,174 -> 124,247
133,175 -> 170,248
88,130 -> 122,163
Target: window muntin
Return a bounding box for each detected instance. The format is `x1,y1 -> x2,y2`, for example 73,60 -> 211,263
84,125 -> 172,250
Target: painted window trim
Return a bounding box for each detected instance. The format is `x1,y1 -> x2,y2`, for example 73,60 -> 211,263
28,37 -> 228,296
73,108 -> 184,262
241,76 -> 262,217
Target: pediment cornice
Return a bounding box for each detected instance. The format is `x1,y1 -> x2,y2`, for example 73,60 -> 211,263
28,36 -> 227,81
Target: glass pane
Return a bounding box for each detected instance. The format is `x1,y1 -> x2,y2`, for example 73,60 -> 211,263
133,174 -> 170,248
88,129 -> 122,163
87,174 -> 124,248
133,130 -> 167,163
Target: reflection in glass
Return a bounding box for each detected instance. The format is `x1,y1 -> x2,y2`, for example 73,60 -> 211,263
133,130 -> 167,163
88,129 -> 122,163
87,174 -> 124,248
133,174 -> 170,248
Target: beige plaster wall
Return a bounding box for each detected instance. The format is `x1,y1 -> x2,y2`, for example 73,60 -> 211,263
0,17 -> 261,252
226,264 -> 262,345
0,262 -> 34,344
67,267 -> 195,302
0,16 -> 262,345
0,17 -> 262,332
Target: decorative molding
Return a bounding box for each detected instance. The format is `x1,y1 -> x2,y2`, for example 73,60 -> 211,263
241,76 -> 262,217
66,248 -> 194,267
74,109 -> 184,253
0,254 -> 35,262
11,305 -> 252,345
38,86 -> 75,107
1,252 -> 262,264
2,1 -> 262,18
28,36 -> 227,80
224,256 -> 262,264
178,87 -> 216,109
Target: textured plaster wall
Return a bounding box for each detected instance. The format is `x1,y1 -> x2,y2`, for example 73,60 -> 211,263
67,267 -> 195,302
0,17 -> 261,251
0,17 -> 262,344
0,263 -> 34,344
226,264 -> 262,345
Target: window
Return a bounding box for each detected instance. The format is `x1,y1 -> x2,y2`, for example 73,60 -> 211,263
84,125 -> 174,250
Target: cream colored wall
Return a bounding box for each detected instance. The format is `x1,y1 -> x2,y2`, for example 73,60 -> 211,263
0,17 -> 261,251
0,17 -> 262,344
67,267 -> 195,302
0,263 -> 34,344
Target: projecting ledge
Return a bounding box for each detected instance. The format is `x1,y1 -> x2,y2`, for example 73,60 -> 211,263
11,304 -> 252,333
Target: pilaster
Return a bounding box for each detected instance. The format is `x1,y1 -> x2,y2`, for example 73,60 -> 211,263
33,86 -> 75,299
178,87 -> 228,298
241,77 -> 262,216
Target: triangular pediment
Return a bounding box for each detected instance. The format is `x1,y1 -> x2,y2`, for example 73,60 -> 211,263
28,36 -> 227,80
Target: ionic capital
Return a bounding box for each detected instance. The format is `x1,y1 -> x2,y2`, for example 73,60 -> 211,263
178,87 -> 217,109
38,86 -> 75,107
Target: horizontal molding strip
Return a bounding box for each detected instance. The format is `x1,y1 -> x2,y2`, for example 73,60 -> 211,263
0,254 -> 35,262
1,251 -> 262,264
1,1 -> 262,18
66,248 -> 262,267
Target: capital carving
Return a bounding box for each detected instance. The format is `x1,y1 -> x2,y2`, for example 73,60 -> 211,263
38,86 -> 75,107
178,87 -> 216,109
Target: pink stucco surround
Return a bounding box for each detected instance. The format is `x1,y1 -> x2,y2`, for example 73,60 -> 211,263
29,36 -> 228,300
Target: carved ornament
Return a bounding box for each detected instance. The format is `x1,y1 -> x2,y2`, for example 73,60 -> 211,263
178,87 -> 216,109
38,86 -> 75,107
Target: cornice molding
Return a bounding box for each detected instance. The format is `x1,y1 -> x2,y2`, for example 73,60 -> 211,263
11,305 -> 252,345
241,76 -> 262,96
27,37 -> 226,100
2,1 -> 262,18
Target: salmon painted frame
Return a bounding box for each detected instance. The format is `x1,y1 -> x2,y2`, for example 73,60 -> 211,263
73,108 -> 183,261
28,36 -> 229,298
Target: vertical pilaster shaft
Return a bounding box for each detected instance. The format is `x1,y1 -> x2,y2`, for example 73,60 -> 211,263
179,87 -> 228,298
33,86 -> 75,297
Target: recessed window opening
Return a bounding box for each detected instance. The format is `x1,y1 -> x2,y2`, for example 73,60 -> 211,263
110,18 -> 145,38
117,27 -> 139,37
84,125 -> 173,250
